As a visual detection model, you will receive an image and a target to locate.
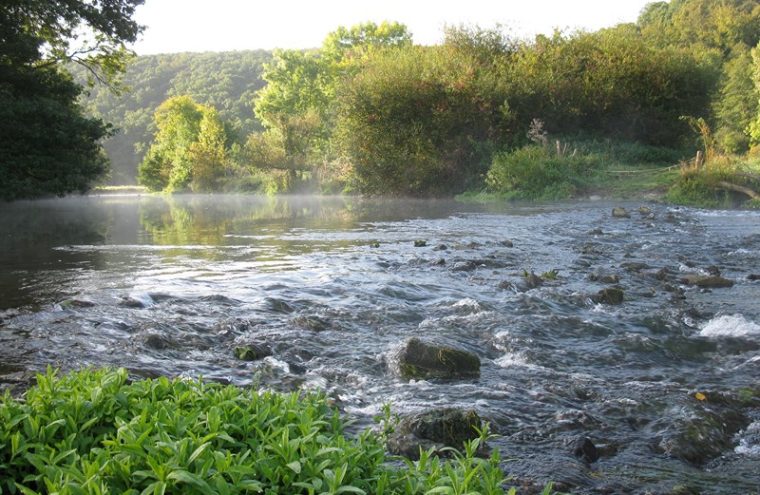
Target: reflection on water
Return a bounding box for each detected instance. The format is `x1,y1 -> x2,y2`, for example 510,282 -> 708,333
1,194 -> 760,494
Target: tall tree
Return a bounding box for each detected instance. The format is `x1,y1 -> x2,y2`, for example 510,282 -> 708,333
0,0 -> 143,200
138,96 -> 230,192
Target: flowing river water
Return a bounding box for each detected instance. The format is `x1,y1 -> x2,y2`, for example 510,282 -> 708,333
0,195 -> 759,494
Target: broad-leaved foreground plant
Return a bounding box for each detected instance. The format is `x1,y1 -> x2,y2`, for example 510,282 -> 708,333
0,368 -> 527,495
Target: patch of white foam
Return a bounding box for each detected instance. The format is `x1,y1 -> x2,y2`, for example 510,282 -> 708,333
495,351 -> 538,369
699,314 -> 760,338
734,421 -> 760,456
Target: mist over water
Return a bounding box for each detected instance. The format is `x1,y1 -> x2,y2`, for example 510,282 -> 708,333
1,194 -> 760,493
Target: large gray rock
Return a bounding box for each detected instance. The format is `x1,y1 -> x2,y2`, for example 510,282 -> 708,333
396,338 -> 480,379
387,408 -> 483,459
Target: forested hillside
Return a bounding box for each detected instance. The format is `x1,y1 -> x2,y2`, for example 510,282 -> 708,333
71,50 -> 271,184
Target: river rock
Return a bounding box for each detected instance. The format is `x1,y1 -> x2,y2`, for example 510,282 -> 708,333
499,240 -> 514,248
292,315 -> 329,332
638,206 -> 653,216
570,436 -> 599,463
612,207 -> 630,218
592,288 -> 624,305
387,408 -> 483,459
433,243 -> 448,251
588,270 -> 620,284
234,343 -> 272,361
679,274 -> 734,289
414,240 -> 427,247
396,337 -> 480,379
653,406 -> 747,466
747,274 -> 760,281
59,298 -> 96,309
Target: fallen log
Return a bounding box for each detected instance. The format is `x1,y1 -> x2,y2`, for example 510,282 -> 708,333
716,181 -> 760,200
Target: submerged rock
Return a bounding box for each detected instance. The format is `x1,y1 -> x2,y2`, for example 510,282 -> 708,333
588,270 -> 620,284
592,288 -> 624,305
234,343 -> 272,361
570,436 -> 599,463
292,315 -> 330,332
59,298 -> 96,309
396,337 -> 480,379
679,274 -> 734,289
612,207 -> 630,218
387,408 -> 483,459
653,405 -> 748,466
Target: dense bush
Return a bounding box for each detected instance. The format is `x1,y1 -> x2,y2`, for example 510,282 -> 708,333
0,368 -> 512,494
486,145 -> 606,200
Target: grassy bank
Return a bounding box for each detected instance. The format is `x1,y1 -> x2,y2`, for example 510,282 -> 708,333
461,138 -> 760,208
0,368 -> 526,495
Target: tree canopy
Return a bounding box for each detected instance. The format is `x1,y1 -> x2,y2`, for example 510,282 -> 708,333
0,0 -> 143,200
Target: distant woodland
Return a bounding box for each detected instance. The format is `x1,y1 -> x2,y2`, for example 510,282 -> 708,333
70,51 -> 271,185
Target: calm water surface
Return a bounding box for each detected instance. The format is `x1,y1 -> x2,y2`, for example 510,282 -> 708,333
1,195 -> 759,494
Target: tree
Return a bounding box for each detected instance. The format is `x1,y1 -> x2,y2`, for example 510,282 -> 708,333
250,22 -> 412,184
138,96 -> 230,192
0,0 -> 143,200
714,44 -> 757,153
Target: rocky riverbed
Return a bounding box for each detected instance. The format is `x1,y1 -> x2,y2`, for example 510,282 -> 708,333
1,195 -> 759,494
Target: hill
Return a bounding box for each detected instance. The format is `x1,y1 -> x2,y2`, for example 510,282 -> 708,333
72,50 -> 272,184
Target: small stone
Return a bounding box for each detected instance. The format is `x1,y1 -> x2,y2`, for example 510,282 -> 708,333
747,274 -> 760,281
499,240 -> 514,248
369,241 -> 380,248
414,240 -> 427,247
706,266 -> 721,276
638,206 -> 653,216
612,207 -> 630,218
587,227 -> 604,235
433,243 -> 448,251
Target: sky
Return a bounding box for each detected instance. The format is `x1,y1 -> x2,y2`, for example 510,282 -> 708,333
131,0 -> 656,54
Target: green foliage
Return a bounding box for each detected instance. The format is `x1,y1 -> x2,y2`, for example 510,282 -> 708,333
71,51 -> 271,184
0,368 -> 512,494
251,22 -> 414,187
138,96 -> 231,192
505,27 -> 719,146
486,145 -> 605,200
336,43 -> 508,195
667,157 -> 760,207
0,0 -> 142,200
713,44 -> 758,153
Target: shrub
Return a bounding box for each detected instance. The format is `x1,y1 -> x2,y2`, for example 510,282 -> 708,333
0,368 -> 514,495
486,145 -> 603,200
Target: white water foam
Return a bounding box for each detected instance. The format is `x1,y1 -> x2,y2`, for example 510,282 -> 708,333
735,421 -> 760,456
699,314 -> 760,338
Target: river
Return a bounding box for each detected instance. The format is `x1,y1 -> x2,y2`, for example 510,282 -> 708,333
1,194 -> 759,494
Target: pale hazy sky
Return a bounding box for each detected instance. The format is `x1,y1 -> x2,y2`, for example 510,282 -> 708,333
132,0 -> 655,54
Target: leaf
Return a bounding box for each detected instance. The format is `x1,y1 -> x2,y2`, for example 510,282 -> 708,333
287,460 -> 302,474
424,487 -> 455,495
168,470 -> 212,491
188,442 -> 211,464
336,486 -> 366,494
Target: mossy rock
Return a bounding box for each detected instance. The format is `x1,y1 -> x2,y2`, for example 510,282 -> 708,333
612,207 -> 630,218
234,343 -> 272,361
592,287 -> 624,305
387,408 -> 483,459
414,240 -> 427,247
397,338 -> 480,379
679,274 -> 734,288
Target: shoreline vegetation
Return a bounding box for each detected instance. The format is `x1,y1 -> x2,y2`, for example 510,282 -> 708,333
0,367 -> 533,495
4,2 -> 760,207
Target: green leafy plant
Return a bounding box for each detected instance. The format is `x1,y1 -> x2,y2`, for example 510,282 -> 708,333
0,368 -> 528,494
